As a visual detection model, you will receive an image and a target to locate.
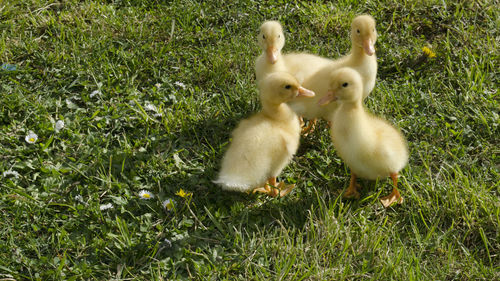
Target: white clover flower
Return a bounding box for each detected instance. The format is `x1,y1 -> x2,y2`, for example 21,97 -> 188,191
174,81 -> 186,89
90,90 -> 101,98
99,203 -> 114,211
167,94 -> 177,103
3,170 -> 20,178
163,199 -> 174,211
65,98 -> 77,109
55,120 -> 65,133
144,103 -> 162,117
75,195 -> 89,206
138,190 -> 154,200
144,103 -> 158,112
163,238 -> 172,247
25,131 -> 38,144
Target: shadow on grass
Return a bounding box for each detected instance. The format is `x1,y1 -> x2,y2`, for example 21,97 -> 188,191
88,109 -> 424,278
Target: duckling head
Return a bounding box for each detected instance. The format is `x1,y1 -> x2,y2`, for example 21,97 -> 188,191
259,72 -> 315,105
351,15 -> 377,56
318,68 -> 363,106
258,21 -> 285,64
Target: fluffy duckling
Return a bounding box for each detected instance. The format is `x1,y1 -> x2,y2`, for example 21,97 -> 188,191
254,21 -> 287,82
255,20 -> 333,83
318,68 -> 408,207
337,14 -> 378,99
288,15 -> 378,121
254,20 -> 330,134
214,72 -> 315,197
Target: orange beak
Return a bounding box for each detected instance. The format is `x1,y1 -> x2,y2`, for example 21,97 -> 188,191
297,86 -> 315,97
363,38 -> 375,56
267,46 -> 279,64
317,90 -> 337,106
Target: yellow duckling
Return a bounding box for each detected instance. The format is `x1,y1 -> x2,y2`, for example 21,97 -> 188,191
288,15 -> 378,123
318,68 -> 409,207
336,14 -> 378,99
254,21 -> 287,82
214,72 -> 315,197
254,21 -> 328,135
255,20 -> 332,84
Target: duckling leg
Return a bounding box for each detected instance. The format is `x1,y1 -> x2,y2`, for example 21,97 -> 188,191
299,116 -> 305,128
343,173 -> 361,199
380,173 -> 404,208
301,118 -> 317,136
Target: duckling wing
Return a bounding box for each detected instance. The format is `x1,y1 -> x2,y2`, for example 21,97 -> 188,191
366,118 -> 409,178
331,113 -> 407,180
265,128 -> 299,179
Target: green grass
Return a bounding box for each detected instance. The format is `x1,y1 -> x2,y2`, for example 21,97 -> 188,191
1,0 -> 498,280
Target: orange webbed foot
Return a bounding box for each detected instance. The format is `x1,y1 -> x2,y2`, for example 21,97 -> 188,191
301,118 -> 317,136
380,173 -> 404,208
252,185 -> 273,195
380,190 -> 404,208
343,186 -> 361,199
252,178 -> 295,198
276,182 -> 295,197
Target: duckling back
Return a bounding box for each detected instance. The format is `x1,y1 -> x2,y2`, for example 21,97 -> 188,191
283,53 -> 332,83
287,63 -> 338,119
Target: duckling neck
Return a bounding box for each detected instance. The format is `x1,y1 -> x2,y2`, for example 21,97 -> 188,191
350,44 -> 372,63
262,102 -> 296,121
337,100 -> 364,117
333,100 -> 367,139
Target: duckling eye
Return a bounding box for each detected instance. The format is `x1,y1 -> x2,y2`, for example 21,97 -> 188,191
285,85 -> 291,89
356,29 -> 360,34
262,35 -> 266,39
342,82 -> 349,88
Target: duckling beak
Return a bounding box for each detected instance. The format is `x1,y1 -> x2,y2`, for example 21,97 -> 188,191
267,46 -> 279,64
297,86 -> 315,97
363,38 -> 375,56
317,90 -> 337,106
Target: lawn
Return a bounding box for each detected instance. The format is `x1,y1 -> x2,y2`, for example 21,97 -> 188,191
0,0 -> 498,280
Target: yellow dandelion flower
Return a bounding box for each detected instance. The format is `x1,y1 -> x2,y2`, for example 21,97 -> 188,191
422,46 -> 436,58
175,189 -> 191,198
